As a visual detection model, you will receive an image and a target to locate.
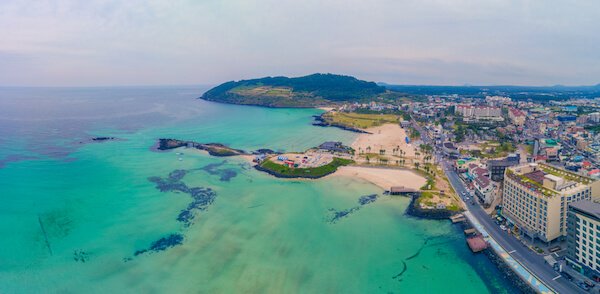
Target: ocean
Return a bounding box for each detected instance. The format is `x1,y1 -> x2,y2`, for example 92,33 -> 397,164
0,86 -> 518,293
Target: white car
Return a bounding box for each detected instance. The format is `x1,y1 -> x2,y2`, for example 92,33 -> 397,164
466,197 -> 470,200
500,225 -> 507,231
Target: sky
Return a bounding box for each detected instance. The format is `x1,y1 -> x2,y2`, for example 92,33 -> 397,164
1,0 -> 599,87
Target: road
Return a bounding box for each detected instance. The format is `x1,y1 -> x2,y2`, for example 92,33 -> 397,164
442,160 -> 585,294
409,116 -> 585,292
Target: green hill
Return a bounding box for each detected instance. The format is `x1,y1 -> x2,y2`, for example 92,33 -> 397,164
200,73 -> 386,107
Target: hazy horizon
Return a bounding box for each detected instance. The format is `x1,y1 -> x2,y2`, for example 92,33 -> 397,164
2,1 -> 600,87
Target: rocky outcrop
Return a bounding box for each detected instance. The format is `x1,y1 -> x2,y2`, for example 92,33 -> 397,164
405,193 -> 460,220
155,139 -> 246,157
312,114 -> 371,134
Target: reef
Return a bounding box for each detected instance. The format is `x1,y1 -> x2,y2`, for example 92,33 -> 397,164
79,137 -> 123,144
200,161 -> 238,181
73,249 -> 89,263
134,234 -> 184,256
327,194 -> 379,224
91,137 -> 116,141
148,169 -> 217,227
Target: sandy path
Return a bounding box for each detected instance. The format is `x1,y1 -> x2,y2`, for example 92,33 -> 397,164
352,124 -> 415,158
332,166 -> 426,190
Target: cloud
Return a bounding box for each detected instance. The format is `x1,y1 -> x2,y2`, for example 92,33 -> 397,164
1,0 -> 599,86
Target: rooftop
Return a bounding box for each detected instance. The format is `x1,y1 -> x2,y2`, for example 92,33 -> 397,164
506,163 -> 594,197
570,200 -> 600,222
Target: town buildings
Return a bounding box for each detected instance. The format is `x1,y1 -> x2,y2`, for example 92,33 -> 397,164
508,107 -> 526,127
502,163 -> 600,243
471,165 -> 496,206
488,154 -> 521,182
455,105 -> 503,122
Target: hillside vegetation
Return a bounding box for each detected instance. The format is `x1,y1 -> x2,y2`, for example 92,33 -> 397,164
201,73 -> 387,107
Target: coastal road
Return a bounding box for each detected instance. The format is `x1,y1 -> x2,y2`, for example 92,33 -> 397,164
442,160 -> 585,294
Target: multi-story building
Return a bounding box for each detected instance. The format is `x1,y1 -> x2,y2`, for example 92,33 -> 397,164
502,163 -> 600,243
455,105 -> 503,122
508,107 -> 526,127
471,166 -> 496,206
589,112 -> 600,124
566,200 -> 600,278
488,153 -> 520,181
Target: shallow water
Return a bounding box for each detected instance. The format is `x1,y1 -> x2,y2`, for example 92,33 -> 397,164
0,86 -> 517,293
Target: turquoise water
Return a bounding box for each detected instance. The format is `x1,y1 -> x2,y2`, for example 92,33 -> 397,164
0,87 -> 516,293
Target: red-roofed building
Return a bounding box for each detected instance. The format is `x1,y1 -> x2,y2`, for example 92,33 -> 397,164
508,107 -> 526,126
471,166 -> 496,206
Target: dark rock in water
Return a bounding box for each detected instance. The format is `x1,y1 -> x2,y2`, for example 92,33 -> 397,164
358,194 -> 378,205
92,137 -> 116,141
327,194 -> 379,223
73,249 -> 89,263
134,233 -> 184,256
79,137 -> 123,144
168,169 -> 187,181
148,169 -> 218,227
200,161 -> 237,182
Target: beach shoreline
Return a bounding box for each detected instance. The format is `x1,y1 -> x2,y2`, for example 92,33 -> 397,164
330,165 -> 426,191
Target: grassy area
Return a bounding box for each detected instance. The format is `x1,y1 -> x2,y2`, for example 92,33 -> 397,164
468,141 -> 516,159
538,163 -> 593,184
230,85 -> 294,97
259,157 -> 354,178
322,112 -> 400,129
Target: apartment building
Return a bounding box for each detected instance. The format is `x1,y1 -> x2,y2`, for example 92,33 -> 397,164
502,163 -> 600,243
566,200 -> 600,278
455,105 -> 503,121
508,107 -> 526,127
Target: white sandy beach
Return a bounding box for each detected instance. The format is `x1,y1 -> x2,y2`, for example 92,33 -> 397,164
351,124 -> 416,158
332,166 -> 426,190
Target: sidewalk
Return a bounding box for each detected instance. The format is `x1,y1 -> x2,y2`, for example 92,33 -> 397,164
464,211 -> 555,294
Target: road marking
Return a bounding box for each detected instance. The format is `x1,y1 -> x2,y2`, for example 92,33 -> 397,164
552,275 -> 561,281
553,252 -> 559,257
508,250 -> 516,254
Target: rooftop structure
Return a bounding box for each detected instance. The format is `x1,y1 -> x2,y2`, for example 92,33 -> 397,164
317,141 -> 349,153
502,163 -> 600,243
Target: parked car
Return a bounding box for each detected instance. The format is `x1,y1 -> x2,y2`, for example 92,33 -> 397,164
500,225 -> 507,231
576,281 -> 590,291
